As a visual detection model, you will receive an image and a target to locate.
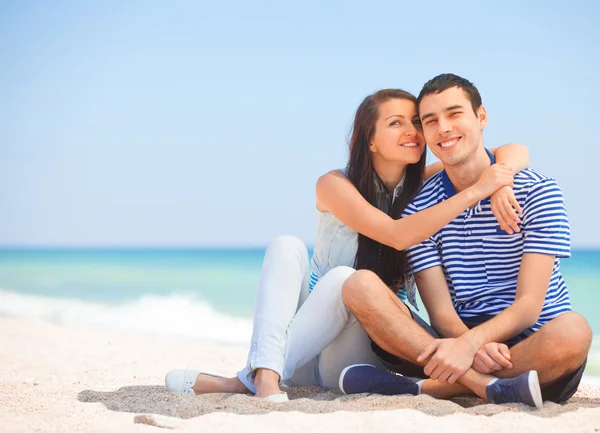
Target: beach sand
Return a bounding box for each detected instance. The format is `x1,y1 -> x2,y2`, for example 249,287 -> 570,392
1,316 -> 599,433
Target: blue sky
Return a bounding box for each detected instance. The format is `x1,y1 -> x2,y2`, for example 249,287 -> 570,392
1,0 -> 599,248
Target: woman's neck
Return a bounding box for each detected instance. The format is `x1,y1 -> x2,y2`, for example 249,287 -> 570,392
372,157 -> 407,193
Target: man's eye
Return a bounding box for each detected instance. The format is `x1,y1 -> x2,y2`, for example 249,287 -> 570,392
425,119 -> 437,126
450,112 -> 462,117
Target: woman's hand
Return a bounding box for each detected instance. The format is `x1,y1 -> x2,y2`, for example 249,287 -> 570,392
490,186 -> 523,234
472,164 -> 514,201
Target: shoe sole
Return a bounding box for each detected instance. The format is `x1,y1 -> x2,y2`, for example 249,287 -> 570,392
338,364 -> 375,395
528,370 -> 543,409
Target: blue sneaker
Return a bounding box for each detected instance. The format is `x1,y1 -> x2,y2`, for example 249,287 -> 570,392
486,370 -> 543,409
339,364 -> 420,396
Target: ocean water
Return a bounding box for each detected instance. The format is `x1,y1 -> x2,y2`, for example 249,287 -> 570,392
0,248 -> 598,380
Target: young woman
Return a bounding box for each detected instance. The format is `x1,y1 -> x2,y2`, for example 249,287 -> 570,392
165,89 -> 527,402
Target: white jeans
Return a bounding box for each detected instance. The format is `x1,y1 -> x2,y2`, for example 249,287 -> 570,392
236,235 -> 384,393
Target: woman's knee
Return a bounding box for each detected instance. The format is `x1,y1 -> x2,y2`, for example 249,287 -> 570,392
312,266 -> 356,299
267,235 -> 308,260
325,266 -> 356,285
269,235 -> 306,252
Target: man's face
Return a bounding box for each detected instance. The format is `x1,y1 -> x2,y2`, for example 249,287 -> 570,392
419,86 -> 487,167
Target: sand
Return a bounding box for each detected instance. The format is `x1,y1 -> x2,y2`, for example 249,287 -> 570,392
1,316 -> 599,433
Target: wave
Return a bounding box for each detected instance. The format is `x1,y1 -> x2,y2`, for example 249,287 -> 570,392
1,288 -> 600,382
0,289 -> 252,345
584,337 -> 600,383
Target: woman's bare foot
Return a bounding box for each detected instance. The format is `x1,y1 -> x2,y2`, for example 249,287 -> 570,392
191,374 -> 249,395
254,368 -> 282,398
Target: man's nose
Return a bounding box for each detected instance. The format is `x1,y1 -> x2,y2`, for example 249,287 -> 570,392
437,117 -> 452,135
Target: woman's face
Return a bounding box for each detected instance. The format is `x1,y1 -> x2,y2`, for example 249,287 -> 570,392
369,98 -> 425,164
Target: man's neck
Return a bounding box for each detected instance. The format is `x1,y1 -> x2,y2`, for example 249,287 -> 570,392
372,157 -> 407,193
445,146 -> 491,193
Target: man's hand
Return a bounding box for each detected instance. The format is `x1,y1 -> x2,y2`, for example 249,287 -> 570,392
472,342 -> 513,374
417,338 -> 477,384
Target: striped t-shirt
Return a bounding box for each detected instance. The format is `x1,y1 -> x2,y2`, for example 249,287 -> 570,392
403,151 -> 571,331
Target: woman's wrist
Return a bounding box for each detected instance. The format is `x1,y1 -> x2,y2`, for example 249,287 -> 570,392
463,185 -> 482,205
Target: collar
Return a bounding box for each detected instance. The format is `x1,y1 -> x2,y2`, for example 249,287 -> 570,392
374,173 -> 406,203
441,148 -> 495,199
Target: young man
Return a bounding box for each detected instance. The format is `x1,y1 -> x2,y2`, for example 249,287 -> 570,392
338,74 -> 592,407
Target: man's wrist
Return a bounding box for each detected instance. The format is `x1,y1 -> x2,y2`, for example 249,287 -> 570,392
459,330 -> 484,353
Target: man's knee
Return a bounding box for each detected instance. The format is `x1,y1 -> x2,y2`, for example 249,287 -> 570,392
341,269 -> 383,308
551,312 -> 593,357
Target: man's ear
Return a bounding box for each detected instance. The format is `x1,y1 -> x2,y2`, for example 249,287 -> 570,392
478,105 -> 488,130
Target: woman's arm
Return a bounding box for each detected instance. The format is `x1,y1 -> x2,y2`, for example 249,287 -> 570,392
425,161 -> 443,180
488,143 -> 530,233
316,165 -> 513,251
423,143 -> 529,181
489,142 -> 529,174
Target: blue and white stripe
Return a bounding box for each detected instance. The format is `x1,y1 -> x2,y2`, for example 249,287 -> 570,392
308,269 -> 320,293
404,154 -> 571,331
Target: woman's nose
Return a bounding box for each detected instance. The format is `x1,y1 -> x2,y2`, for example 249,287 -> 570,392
404,123 -> 417,136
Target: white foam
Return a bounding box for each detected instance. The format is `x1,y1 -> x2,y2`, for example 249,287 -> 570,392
581,375 -> 600,386
2,289 -> 600,383
0,289 -> 252,344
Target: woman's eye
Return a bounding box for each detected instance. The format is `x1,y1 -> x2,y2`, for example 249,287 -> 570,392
413,119 -> 422,126
390,120 -> 400,126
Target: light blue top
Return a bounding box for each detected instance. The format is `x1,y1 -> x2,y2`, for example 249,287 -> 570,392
309,169 -> 418,309
404,150 -> 571,331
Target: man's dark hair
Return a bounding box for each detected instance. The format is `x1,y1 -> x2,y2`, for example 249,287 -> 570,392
417,73 -> 482,115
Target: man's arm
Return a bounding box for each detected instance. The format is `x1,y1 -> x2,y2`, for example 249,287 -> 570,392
459,178 -> 570,348
414,266 -> 468,338
414,264 -> 514,381
407,236 -> 484,383
457,253 -> 554,349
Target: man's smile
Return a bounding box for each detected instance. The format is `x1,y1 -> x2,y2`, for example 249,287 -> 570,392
437,136 -> 461,150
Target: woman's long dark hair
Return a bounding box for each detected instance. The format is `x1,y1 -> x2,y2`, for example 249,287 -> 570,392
346,89 -> 426,288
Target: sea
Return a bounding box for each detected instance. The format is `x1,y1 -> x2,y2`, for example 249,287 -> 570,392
1,248 -> 598,383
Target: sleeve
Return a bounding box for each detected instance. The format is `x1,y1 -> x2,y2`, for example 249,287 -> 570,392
522,179 -> 571,258
402,200 -> 443,274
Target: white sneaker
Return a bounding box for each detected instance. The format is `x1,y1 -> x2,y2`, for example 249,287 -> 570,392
165,370 -> 200,396
264,392 -> 289,403
165,369 -> 289,402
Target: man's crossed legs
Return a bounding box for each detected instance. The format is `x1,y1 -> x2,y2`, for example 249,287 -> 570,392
341,270 -> 592,405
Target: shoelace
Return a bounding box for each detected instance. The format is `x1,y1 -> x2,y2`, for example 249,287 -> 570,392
371,370 -> 418,392
488,378 -> 520,404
